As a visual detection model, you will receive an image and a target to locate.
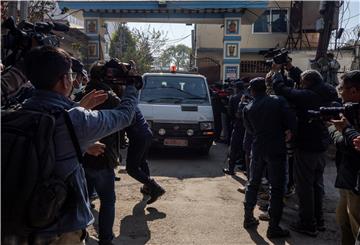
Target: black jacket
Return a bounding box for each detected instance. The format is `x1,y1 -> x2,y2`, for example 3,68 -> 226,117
273,73 -> 339,152
228,91 -> 244,128
329,126 -> 360,193
243,94 -> 296,156
79,81 -> 122,169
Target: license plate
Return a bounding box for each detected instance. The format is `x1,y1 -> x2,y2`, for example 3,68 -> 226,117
164,139 -> 188,147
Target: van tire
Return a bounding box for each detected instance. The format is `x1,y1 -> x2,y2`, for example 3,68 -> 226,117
199,145 -> 211,155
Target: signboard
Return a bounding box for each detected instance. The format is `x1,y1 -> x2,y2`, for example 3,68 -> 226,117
224,65 -> 239,80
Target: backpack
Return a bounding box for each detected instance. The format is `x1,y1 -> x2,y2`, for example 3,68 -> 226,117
1,108 -> 81,236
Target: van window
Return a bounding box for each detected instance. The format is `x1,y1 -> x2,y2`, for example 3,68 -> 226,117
140,76 -> 210,105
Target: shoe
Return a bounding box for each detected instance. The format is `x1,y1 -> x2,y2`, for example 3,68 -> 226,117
140,184 -> 150,195
259,212 -> 270,221
238,165 -> 246,172
284,186 -> 295,198
243,216 -> 259,229
237,186 -> 246,193
290,221 -> 318,237
267,226 -> 290,239
223,168 -> 235,175
259,192 -> 270,201
258,203 -> 269,212
147,179 -> 166,205
114,176 -> 121,181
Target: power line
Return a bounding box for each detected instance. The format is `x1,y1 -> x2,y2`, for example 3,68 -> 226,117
342,13 -> 360,22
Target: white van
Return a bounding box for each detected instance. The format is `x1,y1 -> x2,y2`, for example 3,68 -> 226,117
138,71 -> 215,154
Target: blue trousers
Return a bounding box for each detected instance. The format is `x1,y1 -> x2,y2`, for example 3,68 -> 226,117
245,153 -> 287,228
126,129 -> 152,185
85,168 -> 115,242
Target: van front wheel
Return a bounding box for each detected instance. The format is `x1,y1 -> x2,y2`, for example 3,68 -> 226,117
199,145 -> 211,155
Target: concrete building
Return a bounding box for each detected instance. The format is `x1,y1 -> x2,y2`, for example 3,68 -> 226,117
194,1 -> 343,83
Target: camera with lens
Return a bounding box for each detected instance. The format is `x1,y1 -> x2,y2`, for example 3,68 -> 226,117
103,59 -> 143,90
308,102 -> 360,125
260,48 -> 290,66
1,16 -> 69,68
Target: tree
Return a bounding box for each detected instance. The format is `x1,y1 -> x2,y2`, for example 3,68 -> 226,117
159,44 -> 192,70
109,24 -> 167,74
1,0 -> 56,22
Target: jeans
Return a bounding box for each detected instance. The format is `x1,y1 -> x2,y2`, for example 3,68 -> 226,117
294,149 -> 326,228
245,153 -> 287,228
126,129 -> 152,185
85,168 -> 115,242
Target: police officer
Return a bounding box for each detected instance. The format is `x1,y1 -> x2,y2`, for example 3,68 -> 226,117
223,80 -> 246,175
243,77 -> 296,238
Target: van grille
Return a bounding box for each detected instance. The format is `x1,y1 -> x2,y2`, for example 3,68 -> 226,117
152,123 -> 199,136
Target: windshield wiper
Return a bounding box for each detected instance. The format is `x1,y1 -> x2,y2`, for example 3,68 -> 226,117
183,97 -> 207,100
145,97 -> 182,103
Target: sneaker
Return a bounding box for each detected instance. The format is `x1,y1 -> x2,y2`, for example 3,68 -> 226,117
267,226 -> 290,239
243,216 -> 259,229
222,168 -> 235,175
290,221 -> 318,237
259,212 -> 270,221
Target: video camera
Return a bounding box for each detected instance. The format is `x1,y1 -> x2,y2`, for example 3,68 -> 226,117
308,102 -> 360,126
260,48 -> 290,66
1,16 -> 69,67
103,59 -> 143,90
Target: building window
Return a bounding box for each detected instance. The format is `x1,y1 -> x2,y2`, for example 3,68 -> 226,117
253,9 -> 288,33
240,60 -> 268,73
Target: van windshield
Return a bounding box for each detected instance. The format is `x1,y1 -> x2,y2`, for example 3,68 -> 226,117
140,75 -> 210,105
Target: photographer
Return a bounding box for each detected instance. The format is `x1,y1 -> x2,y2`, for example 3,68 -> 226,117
3,46 -> 138,245
71,58 -> 89,101
1,59 -> 28,108
77,60 -> 124,245
1,17 -> 70,109
243,77 -> 296,238
272,69 -> 338,236
327,70 -> 360,245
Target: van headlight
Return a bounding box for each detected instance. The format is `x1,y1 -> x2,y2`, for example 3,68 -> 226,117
158,128 -> 166,135
200,122 -> 213,130
187,129 -> 194,136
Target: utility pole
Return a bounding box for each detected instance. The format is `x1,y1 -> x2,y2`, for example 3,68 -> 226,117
7,1 -> 18,21
315,1 -> 336,60
351,30 -> 360,70
19,1 -> 29,21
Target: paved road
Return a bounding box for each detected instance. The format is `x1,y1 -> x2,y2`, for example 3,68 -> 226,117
88,143 -> 341,245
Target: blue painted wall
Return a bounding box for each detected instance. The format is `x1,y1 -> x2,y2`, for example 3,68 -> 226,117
59,1 -> 268,11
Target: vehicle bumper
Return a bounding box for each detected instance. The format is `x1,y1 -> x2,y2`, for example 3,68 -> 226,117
151,135 -> 214,148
